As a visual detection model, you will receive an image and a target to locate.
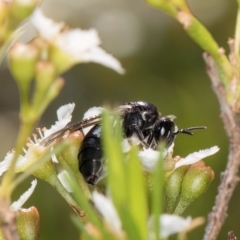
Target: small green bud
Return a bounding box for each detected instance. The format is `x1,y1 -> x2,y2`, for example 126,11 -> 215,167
17,207 -> 40,240
31,37 -> 49,59
9,0 -> 40,25
47,77 -> 64,100
164,165 -> 189,214
33,61 -> 57,109
8,42 -> 38,84
59,131 -> 84,173
32,77 -> 64,117
174,161 -> 214,215
56,132 -> 91,199
35,60 -> 56,88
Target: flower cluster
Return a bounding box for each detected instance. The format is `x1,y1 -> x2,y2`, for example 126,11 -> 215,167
0,101 -> 219,238
0,4 -> 219,239
29,9 -> 125,75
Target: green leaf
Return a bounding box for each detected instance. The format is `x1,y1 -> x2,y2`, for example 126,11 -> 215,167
150,146 -> 165,240
101,109 -> 127,211
121,207 -> 142,240
126,147 -> 148,240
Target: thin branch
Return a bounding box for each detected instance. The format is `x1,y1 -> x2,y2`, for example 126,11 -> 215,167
203,53 -> 240,240
0,198 -> 19,240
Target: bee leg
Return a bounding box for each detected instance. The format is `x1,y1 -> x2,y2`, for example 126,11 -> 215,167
131,124 -> 150,148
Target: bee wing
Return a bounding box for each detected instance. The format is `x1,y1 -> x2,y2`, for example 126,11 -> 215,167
40,115 -> 101,147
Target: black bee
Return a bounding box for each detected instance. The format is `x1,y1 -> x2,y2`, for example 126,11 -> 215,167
41,101 -> 205,185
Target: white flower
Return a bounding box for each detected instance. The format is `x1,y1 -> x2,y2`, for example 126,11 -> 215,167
148,214 -> 192,239
138,148 -> 163,172
92,191 -> 194,238
31,9 -> 64,40
82,107 -> 104,135
11,179 -> 37,211
31,9 -> 125,74
138,146 -> 219,172
92,191 -> 122,235
159,214 -> 192,238
43,103 -> 75,138
175,146 -> 219,169
0,103 -> 75,176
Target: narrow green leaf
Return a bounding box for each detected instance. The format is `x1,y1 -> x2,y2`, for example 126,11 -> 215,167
121,207 -> 142,240
101,109 -> 127,211
126,147 -> 148,240
150,146 -> 165,240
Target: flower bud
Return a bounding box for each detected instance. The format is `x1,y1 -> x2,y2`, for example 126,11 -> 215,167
33,77 -> 64,116
33,61 -> 56,108
35,60 -> 56,88
17,207 -> 40,240
56,132 -> 91,199
164,165 -> 189,214
59,131 -> 84,174
173,161 -> 214,215
46,77 -> 64,103
8,42 -> 38,84
31,37 -> 49,59
9,0 -> 40,25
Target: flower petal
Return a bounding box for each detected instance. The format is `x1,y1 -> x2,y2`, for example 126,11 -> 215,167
11,179 -> 37,211
31,8 -> 64,40
0,152 -> 25,176
82,107 -> 103,135
160,214 -> 192,238
44,103 -> 75,137
31,9 -> 125,74
79,46 -> 125,74
92,191 -> 122,234
138,148 -> 166,172
54,29 -> 125,74
55,29 -> 101,55
175,146 -> 219,169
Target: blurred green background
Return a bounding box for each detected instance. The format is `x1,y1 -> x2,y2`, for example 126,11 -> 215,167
0,0 -> 238,239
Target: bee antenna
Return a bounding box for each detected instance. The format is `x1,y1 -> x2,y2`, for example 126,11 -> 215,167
175,126 -> 207,136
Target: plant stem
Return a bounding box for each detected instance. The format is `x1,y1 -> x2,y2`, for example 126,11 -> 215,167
47,175 -> 86,220
0,198 -> 19,240
0,120 -> 35,198
203,53 -> 240,240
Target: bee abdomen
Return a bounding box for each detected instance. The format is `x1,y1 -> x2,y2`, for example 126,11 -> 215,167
78,124 -> 102,185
